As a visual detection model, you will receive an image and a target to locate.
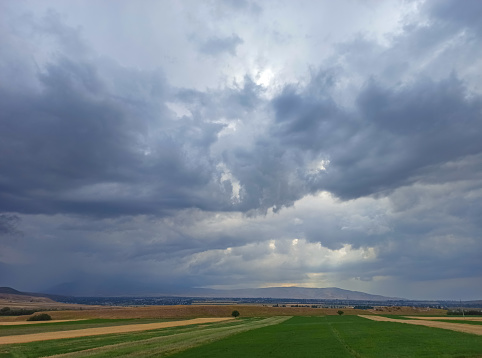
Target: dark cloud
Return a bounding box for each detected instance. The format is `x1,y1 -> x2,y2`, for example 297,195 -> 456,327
425,0 -> 482,34
0,214 -> 21,236
3,5 -> 481,219
323,75 -> 482,199
217,0 -> 262,15
197,34 -> 243,56
0,15 -> 229,217
222,71 -> 482,213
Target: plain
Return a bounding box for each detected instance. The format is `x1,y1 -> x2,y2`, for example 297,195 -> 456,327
1,314 -> 482,357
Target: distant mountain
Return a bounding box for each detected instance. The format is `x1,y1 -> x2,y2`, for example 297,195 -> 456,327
179,287 -> 403,301
0,286 -> 66,302
45,282 -> 402,301
0,287 -> 26,295
0,286 -> 57,303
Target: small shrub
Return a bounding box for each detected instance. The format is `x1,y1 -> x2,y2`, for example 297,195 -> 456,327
353,305 -> 374,310
27,313 -> 52,321
0,307 -> 36,316
447,309 -> 482,316
231,310 -> 240,318
337,310 -> 344,316
0,307 -> 10,314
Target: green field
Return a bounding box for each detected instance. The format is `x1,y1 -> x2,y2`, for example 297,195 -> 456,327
172,316 -> 482,358
0,316 -> 481,357
0,317 -> 285,357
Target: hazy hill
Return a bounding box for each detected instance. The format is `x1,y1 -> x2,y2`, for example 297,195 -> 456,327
45,282 -> 401,301
0,287 -> 27,295
0,287 -> 56,304
0,287 -> 68,303
183,287 -> 402,301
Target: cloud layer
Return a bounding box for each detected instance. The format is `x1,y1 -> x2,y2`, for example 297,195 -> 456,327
1,0 -> 481,300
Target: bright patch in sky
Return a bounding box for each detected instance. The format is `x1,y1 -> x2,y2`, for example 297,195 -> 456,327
255,68 -> 275,87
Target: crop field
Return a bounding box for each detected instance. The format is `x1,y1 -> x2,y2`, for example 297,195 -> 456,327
0,317 -> 287,357
172,316 -> 482,358
0,314 -> 481,357
6,304 -> 443,321
360,315 -> 482,335
18,305 -> 367,321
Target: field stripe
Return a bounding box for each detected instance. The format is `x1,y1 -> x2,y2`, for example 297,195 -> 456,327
47,317 -> 291,357
0,317 -> 232,344
403,316 -> 482,321
0,320 -> 86,326
328,324 -> 361,358
359,315 -> 482,335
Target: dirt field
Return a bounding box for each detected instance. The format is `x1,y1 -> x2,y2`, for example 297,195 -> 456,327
0,320 -> 85,325
0,317 -> 233,345
360,315 -> 482,335
26,305 -> 446,321
23,305 -> 366,320
366,306 -> 447,315
404,316 -> 482,321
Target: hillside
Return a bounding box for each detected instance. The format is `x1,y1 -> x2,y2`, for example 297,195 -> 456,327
0,287 -> 92,311
0,287 -> 57,307
46,282 -> 401,300
183,287 -> 402,301
0,287 -> 28,296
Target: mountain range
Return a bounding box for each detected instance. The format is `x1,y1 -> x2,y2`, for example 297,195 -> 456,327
42,283 -> 402,301
176,287 -> 403,301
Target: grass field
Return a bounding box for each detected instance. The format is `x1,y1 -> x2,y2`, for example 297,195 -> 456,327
0,317 -> 287,357
172,316 -> 482,358
1,315 -> 481,357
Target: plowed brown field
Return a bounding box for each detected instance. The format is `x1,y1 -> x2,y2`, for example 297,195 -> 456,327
0,320 -> 85,325
29,305 -> 435,321
404,316 -> 482,321
360,315 -> 482,335
0,317 -> 233,345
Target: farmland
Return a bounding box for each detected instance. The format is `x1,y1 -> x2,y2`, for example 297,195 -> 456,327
172,316 -> 482,358
0,304 -> 447,322
0,307 -> 481,357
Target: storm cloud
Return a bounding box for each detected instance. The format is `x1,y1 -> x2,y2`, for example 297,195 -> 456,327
0,0 -> 481,300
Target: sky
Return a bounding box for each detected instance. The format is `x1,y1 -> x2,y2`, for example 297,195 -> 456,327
0,0 -> 481,300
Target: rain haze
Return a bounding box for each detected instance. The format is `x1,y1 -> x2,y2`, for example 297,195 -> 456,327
1,0 -> 481,300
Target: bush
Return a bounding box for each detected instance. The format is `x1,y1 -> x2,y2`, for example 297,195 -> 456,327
231,310 -> 240,318
447,309 -> 482,316
0,307 -> 36,316
337,310 -> 344,316
27,313 -> 52,321
0,307 -> 10,314
353,305 -> 374,310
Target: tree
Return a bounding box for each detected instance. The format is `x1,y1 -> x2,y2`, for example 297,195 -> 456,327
27,313 -> 52,321
337,310 -> 344,316
231,310 -> 240,318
